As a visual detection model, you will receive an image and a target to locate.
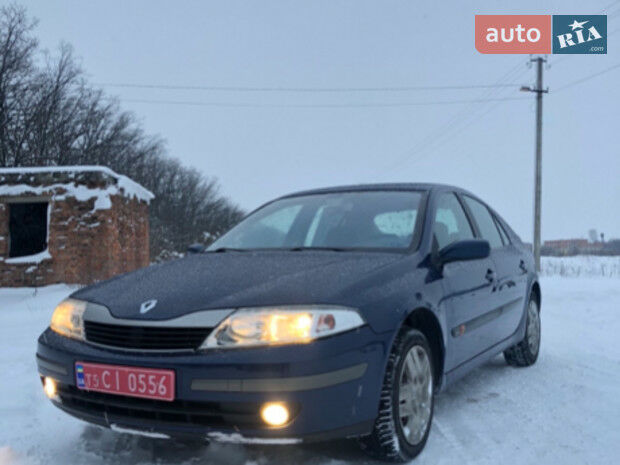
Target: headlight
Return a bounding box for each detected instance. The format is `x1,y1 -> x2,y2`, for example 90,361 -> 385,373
50,299 -> 86,341
201,306 -> 365,349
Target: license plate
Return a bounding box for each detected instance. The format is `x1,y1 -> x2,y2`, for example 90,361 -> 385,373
75,362 -> 175,401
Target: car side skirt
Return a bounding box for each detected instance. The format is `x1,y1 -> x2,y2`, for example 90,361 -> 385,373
442,327 -> 524,389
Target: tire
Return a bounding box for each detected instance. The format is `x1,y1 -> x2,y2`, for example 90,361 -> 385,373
359,328 -> 434,462
504,297 -> 541,367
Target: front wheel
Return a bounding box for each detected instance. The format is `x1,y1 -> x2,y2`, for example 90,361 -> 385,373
504,298 -> 540,367
359,328 -> 434,462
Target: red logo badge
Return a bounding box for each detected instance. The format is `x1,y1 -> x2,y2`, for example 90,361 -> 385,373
475,15 -> 552,54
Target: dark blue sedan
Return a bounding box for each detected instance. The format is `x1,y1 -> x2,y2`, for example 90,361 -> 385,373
36,183 -> 541,461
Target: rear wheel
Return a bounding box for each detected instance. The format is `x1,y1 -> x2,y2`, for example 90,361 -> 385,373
504,298 -> 540,367
359,329 -> 434,462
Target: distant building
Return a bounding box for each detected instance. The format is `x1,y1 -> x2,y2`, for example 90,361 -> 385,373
0,166 -> 153,287
543,238 -> 604,256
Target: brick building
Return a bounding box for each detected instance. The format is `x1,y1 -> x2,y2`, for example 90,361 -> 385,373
0,166 -> 153,287
543,239 -> 589,254
542,238 -> 606,256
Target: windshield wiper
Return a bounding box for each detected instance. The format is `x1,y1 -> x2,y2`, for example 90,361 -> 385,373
287,246 -> 348,252
208,247 -> 252,253
207,246 -> 349,253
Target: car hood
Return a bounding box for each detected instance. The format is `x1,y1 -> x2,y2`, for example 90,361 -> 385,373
71,251 -> 406,320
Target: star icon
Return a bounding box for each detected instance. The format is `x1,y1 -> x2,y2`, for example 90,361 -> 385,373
569,19 -> 589,31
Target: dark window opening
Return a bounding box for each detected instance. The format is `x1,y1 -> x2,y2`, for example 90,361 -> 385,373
9,202 -> 48,258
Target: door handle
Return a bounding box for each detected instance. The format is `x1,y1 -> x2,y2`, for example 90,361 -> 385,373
519,260 -> 528,274
485,269 -> 495,282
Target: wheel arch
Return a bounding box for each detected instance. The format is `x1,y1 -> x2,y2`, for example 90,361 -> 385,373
403,307 -> 445,389
531,281 -> 541,311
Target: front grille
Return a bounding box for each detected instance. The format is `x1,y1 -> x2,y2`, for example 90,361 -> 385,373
55,383 -> 268,429
84,321 -> 211,350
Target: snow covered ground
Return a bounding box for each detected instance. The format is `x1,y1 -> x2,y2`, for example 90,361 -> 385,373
540,255 -> 620,278
1,263 -> 619,465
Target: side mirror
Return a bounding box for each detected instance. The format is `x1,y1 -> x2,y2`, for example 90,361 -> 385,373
187,243 -> 206,254
438,239 -> 490,264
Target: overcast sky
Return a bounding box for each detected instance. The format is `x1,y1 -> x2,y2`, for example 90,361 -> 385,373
18,0 -> 620,242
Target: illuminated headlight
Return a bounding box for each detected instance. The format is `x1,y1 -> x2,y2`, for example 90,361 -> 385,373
201,306 -> 364,349
50,299 -> 86,341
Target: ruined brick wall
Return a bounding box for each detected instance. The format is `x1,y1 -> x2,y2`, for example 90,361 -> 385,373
0,196 -> 150,287
47,196 -> 114,284
0,169 -> 151,287
0,203 -> 6,257
111,195 -> 150,272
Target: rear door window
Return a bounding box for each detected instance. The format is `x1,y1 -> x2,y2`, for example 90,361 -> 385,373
462,196 -> 504,249
494,216 -> 511,245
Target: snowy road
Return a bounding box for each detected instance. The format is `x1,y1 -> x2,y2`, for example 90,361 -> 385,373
1,276 -> 619,465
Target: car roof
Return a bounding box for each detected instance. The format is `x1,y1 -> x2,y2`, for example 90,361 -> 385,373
279,182 -> 472,199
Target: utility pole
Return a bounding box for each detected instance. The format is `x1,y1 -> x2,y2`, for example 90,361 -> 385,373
521,56 -> 548,272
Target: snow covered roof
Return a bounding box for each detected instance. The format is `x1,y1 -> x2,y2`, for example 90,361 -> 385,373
0,166 -> 154,208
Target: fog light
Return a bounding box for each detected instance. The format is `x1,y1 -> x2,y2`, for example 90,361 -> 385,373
43,377 -> 58,399
260,402 -> 290,427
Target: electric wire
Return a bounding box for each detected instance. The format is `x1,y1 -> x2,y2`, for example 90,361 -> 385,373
104,96 -> 530,109
374,62 -> 530,177
554,62 -> 620,91
94,82 -> 520,93
599,0 -> 620,11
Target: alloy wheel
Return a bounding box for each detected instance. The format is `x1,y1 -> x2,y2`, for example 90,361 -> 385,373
398,344 -> 433,445
527,300 -> 541,355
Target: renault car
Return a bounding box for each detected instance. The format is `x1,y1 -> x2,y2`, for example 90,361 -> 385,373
36,183 -> 541,462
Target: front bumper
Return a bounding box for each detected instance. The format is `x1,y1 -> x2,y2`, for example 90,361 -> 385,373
36,326 -> 390,442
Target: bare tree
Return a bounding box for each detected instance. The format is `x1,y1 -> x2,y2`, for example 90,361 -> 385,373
0,4 -> 244,260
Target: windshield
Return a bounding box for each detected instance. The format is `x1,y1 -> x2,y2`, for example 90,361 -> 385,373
208,190 -> 424,251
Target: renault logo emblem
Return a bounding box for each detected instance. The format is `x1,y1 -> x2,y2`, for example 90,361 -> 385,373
139,299 -> 158,314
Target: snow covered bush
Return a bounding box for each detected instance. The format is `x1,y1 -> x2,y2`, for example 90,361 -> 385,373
541,256 -> 620,278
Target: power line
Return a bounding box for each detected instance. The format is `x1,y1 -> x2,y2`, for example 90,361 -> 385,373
597,0 -> 620,12
104,96 -> 529,108
95,82 -> 519,93
383,97 -> 527,174
547,26 -> 618,68
554,62 -> 620,91
403,64 -> 525,141
390,65 -> 526,165
373,62 -> 529,176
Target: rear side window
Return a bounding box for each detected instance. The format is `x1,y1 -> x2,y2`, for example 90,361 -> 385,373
462,196 -> 503,249
433,193 -> 474,250
494,216 -> 511,245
